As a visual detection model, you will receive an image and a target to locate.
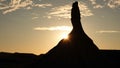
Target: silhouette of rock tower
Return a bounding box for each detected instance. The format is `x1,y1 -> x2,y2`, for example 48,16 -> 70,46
68,1 -> 99,60
39,1 -> 100,67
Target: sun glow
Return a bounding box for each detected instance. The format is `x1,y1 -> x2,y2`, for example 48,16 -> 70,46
60,32 -> 69,40
62,34 -> 69,39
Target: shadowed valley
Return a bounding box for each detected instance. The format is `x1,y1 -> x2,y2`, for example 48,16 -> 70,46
0,1 -> 120,68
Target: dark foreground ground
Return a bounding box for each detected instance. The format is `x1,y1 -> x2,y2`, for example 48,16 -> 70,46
0,50 -> 120,68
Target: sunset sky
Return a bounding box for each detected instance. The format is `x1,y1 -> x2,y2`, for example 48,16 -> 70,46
0,0 -> 120,55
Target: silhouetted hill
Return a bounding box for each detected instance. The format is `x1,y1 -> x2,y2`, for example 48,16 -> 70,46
99,50 -> 120,67
0,50 -> 120,68
0,1 -> 120,68
0,52 -> 39,68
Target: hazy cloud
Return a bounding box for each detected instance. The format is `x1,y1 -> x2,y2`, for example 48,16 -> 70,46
0,0 -> 5,2
2,0 -> 33,14
96,30 -> 120,33
79,2 -> 93,17
32,16 -> 39,19
0,0 -> 52,14
93,4 -> 104,8
43,15 -> 52,19
89,0 -> 104,9
34,26 -> 72,31
33,3 -> 52,8
26,6 -> 31,10
48,5 -> 71,18
1,0 -> 120,15
89,0 -> 120,9
48,2 -> 93,18
107,0 -> 120,8
89,0 -> 97,5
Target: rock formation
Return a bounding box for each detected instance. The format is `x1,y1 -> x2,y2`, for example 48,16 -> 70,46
33,1 -> 100,67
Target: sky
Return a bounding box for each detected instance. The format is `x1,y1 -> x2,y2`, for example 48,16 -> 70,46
0,0 -> 120,55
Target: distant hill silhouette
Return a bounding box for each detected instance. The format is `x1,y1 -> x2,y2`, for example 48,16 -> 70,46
0,1 -> 120,68
0,52 -> 38,68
